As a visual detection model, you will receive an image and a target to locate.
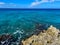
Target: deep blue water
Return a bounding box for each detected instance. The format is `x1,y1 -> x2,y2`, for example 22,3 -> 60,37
0,9 -> 60,40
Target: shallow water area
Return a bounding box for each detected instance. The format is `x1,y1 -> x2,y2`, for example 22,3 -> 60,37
0,9 -> 60,44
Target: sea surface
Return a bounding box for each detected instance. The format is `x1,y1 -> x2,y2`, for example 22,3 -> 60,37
0,9 -> 60,41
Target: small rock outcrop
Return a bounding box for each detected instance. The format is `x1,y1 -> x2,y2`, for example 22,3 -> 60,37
0,34 -> 20,45
22,25 -> 60,45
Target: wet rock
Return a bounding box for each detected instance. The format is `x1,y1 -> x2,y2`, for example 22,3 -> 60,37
34,24 -> 50,35
35,23 -> 49,30
0,34 -> 19,45
0,34 -> 11,41
19,41 -> 23,45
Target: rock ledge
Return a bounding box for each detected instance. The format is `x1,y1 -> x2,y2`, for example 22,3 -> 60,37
22,25 -> 60,45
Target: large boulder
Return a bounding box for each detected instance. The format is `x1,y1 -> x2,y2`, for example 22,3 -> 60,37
22,25 -> 60,45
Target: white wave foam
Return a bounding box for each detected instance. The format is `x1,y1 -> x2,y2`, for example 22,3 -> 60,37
13,29 -> 24,34
13,29 -> 25,40
1,41 -> 5,44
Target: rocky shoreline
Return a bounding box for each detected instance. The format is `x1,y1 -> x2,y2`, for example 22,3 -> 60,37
0,34 -> 21,45
0,25 -> 60,45
22,25 -> 60,45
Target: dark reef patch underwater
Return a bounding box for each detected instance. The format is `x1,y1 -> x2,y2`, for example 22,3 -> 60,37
0,9 -> 60,45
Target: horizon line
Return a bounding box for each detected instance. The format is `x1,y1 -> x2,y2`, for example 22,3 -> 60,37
0,8 -> 60,10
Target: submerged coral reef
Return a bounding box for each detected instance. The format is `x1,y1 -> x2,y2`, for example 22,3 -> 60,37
22,25 -> 60,45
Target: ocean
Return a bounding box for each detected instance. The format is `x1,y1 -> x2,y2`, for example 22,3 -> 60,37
0,9 -> 60,42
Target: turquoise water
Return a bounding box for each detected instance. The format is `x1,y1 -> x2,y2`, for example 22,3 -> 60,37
0,9 -> 60,40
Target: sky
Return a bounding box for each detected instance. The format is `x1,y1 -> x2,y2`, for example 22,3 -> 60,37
0,0 -> 60,8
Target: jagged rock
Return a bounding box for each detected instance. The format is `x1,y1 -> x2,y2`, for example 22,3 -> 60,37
0,34 -> 19,45
22,25 -> 60,45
